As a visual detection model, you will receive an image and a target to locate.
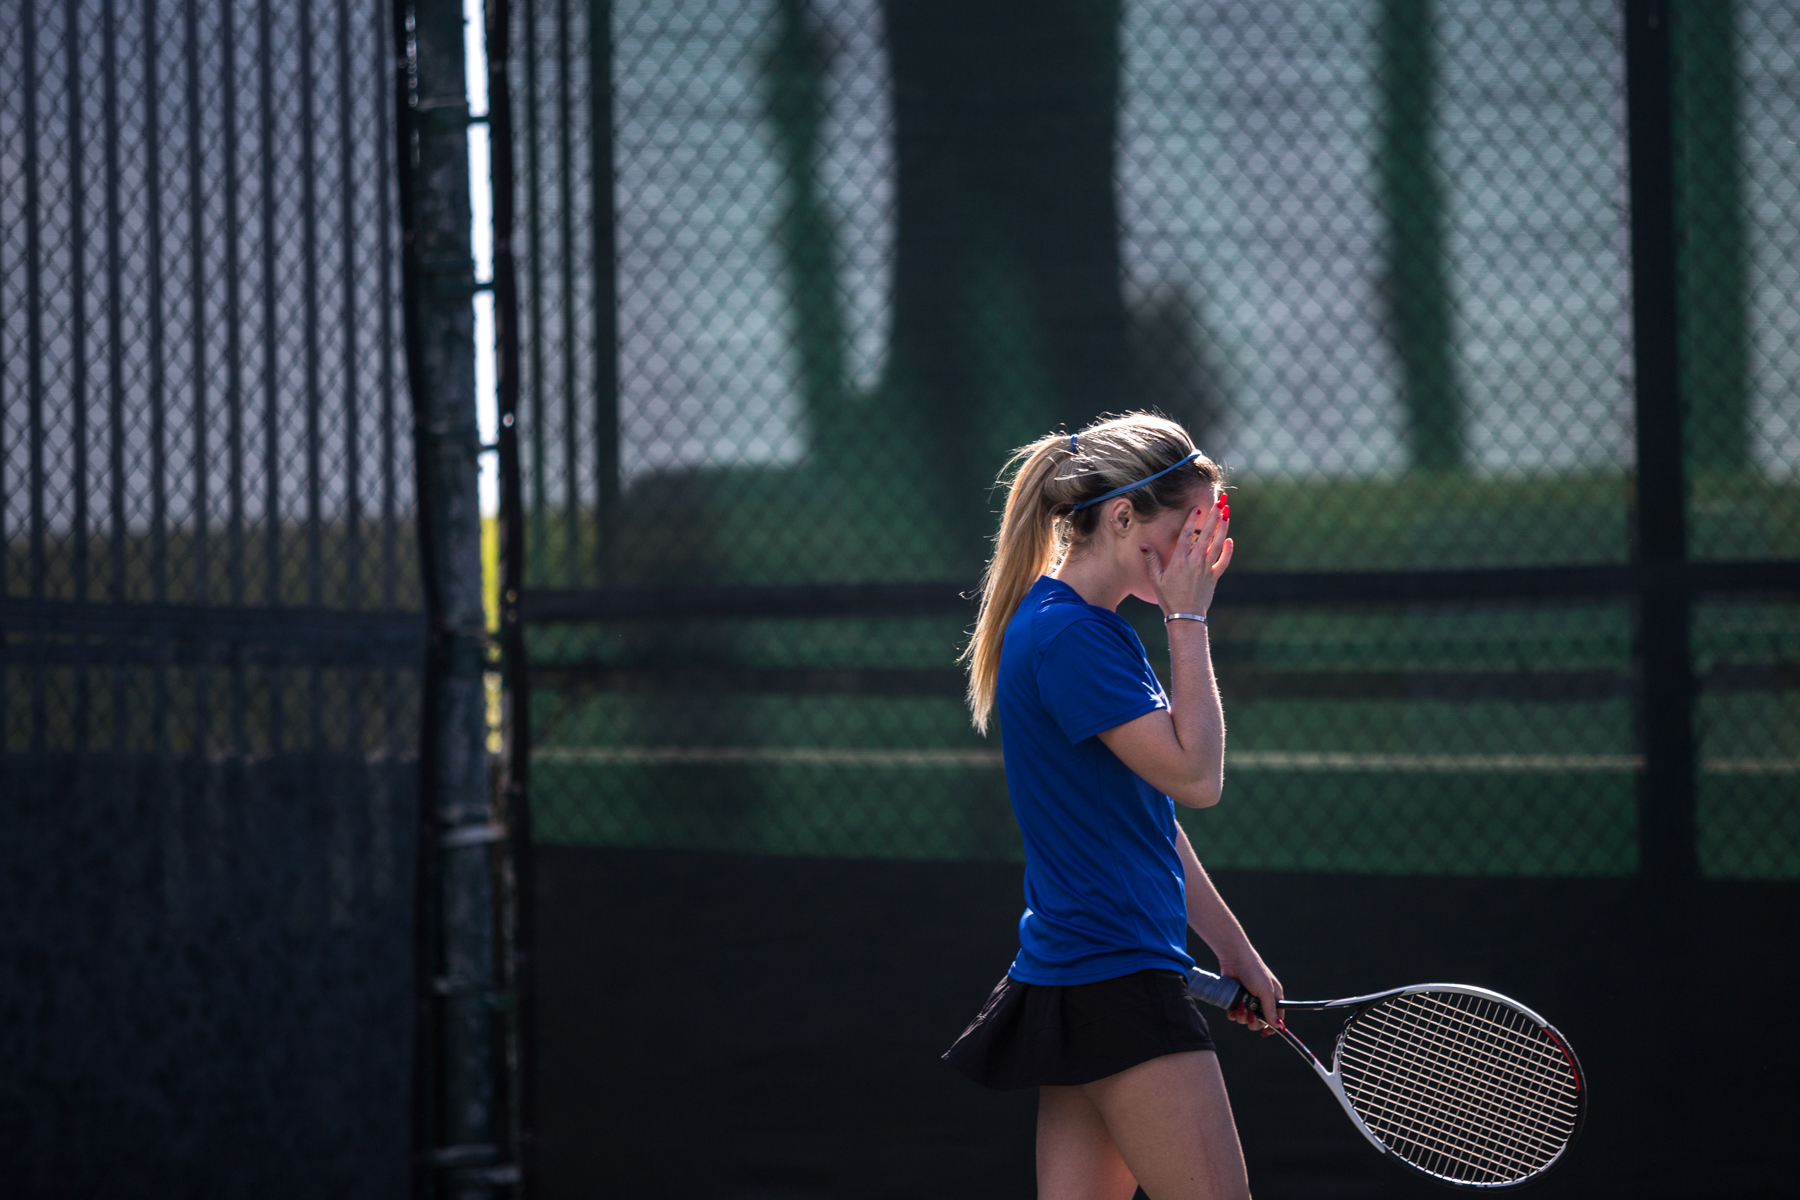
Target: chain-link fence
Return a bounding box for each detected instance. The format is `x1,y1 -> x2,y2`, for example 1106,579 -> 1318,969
506,0 -> 1798,883
1,1 -> 419,1191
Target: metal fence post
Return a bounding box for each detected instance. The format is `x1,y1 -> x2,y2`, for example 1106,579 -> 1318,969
393,0 -> 515,1194
486,0 -> 535,1184
1625,0 -> 1698,885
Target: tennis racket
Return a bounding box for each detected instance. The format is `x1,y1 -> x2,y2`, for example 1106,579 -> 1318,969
1187,967 -> 1585,1188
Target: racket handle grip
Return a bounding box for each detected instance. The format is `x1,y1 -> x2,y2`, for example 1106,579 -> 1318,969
1186,967 -> 1249,1012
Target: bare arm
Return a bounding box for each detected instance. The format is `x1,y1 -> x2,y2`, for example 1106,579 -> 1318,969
1097,496 -> 1232,807
1174,821 -> 1285,1033
1097,620 -> 1223,807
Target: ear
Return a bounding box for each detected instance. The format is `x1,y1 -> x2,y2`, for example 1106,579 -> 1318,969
1107,497 -> 1135,535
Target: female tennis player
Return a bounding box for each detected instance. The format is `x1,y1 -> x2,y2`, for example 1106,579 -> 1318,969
944,413 -> 1282,1200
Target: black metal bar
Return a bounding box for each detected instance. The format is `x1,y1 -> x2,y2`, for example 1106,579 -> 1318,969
556,0 -> 577,587
303,0 -> 322,613
376,0 -> 403,810
394,0 -> 509,1194
184,0 -> 207,750
301,0 -> 323,754
1626,0 -> 1697,885
376,0 -> 399,612
588,0 -> 616,582
67,0 -> 90,751
0,40 -> 7,604
25,0 -> 44,749
145,0 -> 168,756
146,0 -> 165,603
0,596 -> 423,649
105,0 -> 126,751
104,0 -> 124,607
522,662 -> 1674,703
225,0 -> 246,754
525,0 -> 547,587
392,1 -> 436,1181
223,0 -> 242,607
259,0 -> 279,610
339,0 -> 363,614
485,0 -> 535,1182
259,0 -> 284,752
1,5 -> 10,755
520,561 -> 1800,624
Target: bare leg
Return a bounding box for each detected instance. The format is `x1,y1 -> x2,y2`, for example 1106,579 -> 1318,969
1037,1084 -> 1141,1200
1081,1051 -> 1250,1200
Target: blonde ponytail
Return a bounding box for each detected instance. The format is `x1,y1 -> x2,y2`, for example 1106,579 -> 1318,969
959,413 -> 1221,734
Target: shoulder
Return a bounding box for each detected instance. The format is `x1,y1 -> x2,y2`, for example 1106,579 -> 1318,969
1009,583 -> 1109,643
1036,608 -> 1151,682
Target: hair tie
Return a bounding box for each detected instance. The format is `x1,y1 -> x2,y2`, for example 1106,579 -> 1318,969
1069,450 -> 1205,512
1069,432 -> 1078,454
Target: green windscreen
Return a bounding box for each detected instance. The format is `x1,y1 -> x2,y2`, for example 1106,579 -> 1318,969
510,0 -> 1799,878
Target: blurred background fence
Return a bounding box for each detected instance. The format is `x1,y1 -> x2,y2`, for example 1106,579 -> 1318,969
499,1 -> 1800,1196
508,0 -> 1798,881
1,0 -> 420,1193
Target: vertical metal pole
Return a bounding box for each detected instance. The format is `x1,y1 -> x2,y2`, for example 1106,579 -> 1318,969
104,0 -> 126,751
67,0 -> 90,748
184,0 -> 209,747
25,0 -> 46,751
555,0 -> 577,585
487,0 -> 535,1182
587,0 -> 617,581
377,0 -> 400,613
338,0 -> 364,615
226,0 -> 247,752
524,0 -> 546,586
1625,0 -> 1697,884
258,0 -> 284,751
144,0 -> 168,755
302,0 -> 324,757
393,0 -> 514,1195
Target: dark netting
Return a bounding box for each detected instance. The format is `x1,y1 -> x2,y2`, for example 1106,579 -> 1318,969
508,0 -> 1797,882
1679,1 -> 1800,560
1693,598 -> 1800,879
1,0 -> 419,1192
1675,1 -> 1800,878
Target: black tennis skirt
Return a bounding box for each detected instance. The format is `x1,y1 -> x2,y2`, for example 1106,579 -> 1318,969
942,968 -> 1216,1090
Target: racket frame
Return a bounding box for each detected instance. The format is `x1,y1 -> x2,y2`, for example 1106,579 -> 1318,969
1187,968 -> 1587,1189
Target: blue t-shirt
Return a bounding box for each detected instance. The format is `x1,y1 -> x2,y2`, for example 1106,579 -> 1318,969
998,575 -> 1194,985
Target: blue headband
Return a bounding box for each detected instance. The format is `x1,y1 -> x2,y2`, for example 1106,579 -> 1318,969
1068,450 -> 1205,512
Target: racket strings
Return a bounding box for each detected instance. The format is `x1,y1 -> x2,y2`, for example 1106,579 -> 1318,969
1343,1017 -> 1568,1167
1339,994 -> 1578,1181
1353,1001 -> 1575,1126
1343,996 -> 1577,1175
1340,1011 -> 1572,1183
1335,991 -> 1580,1185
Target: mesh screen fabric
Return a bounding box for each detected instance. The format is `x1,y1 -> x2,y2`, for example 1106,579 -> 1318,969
1,0 -> 420,1190
511,0 -> 1799,879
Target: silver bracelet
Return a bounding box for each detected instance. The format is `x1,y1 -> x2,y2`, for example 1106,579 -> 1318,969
1164,611 -> 1207,625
